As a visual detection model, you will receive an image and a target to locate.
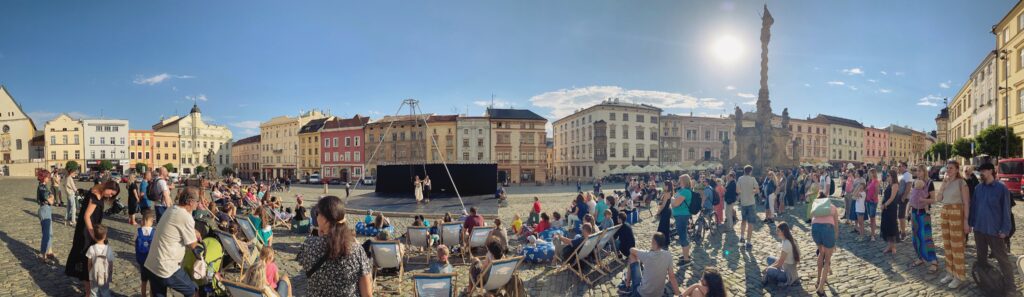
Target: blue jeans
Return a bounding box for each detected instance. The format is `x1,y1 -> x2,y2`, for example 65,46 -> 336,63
674,216 -> 689,247
148,267 -> 197,297
763,256 -> 788,284
155,205 -> 167,222
39,205 -> 52,254
276,279 -> 290,297
65,196 -> 77,223
628,261 -> 643,297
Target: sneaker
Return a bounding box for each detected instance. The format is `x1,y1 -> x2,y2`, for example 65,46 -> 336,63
947,278 -> 962,289
739,237 -> 745,243
745,243 -> 753,250
939,273 -> 952,284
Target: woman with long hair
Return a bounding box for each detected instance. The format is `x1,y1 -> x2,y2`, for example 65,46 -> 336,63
298,196 -> 372,297
657,180 -> 674,237
672,174 -> 693,265
908,164 -> 939,273
937,161 -> 970,288
64,180 -> 120,295
36,170 -> 56,263
681,266 -> 727,297
810,186 -> 839,296
763,222 -> 800,287
880,170 -> 901,255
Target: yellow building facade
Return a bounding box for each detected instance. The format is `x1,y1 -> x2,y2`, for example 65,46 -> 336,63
129,130 -> 154,173
0,86 -> 41,176
260,109 -> 326,180
948,81 -> 973,142
995,2 -> 1024,156
152,132 -> 180,173
298,117 -> 332,179
43,113 -> 84,171
426,115 -> 457,163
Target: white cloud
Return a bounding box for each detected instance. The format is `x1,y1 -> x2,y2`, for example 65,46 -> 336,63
826,81 -> 845,86
803,83 -> 811,87
848,86 -> 858,91
133,73 -> 195,85
472,98 -> 512,109
529,85 -> 722,119
230,120 -> 261,129
939,80 -> 952,89
879,89 -> 892,93
894,72 -> 904,76
880,71 -> 888,75
867,79 -> 878,83
841,67 -> 864,75
917,94 -> 943,107
724,85 -> 736,91
742,100 -> 757,106
243,129 -> 258,136
736,92 -> 756,98
186,94 -> 208,102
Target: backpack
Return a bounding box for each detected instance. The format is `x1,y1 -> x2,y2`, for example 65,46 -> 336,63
724,181 -> 737,205
90,246 -> 110,286
811,198 -> 833,217
972,261 -> 1008,297
135,228 -> 154,265
147,178 -> 164,202
688,190 -> 701,215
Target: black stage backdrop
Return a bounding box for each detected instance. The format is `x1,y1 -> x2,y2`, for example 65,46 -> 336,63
374,163 -> 497,197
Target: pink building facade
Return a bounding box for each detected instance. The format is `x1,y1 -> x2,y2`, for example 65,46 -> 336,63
864,126 -> 889,165
320,115 -> 369,183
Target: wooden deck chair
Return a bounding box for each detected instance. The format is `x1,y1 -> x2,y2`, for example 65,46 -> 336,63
593,224 -> 623,273
370,240 -> 405,295
468,256 -> 525,297
464,226 -> 494,260
439,222 -> 463,262
558,231 -> 604,285
214,230 -> 258,274
236,217 -> 265,250
270,208 -> 292,230
406,226 -> 433,265
412,273 -> 457,297
221,278 -> 278,297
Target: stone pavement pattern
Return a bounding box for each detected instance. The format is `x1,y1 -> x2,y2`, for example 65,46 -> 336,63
2,178 -> 1024,296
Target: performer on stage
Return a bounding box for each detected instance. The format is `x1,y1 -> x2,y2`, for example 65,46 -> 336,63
414,175 -> 424,204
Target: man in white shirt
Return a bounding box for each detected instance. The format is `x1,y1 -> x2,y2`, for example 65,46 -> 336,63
144,187 -> 201,297
737,165 -> 760,249
819,170 -> 831,197
897,162 -> 913,238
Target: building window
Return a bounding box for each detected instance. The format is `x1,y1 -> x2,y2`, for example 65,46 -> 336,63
50,136 -> 56,145
636,115 -> 644,123
1019,90 -> 1024,114
622,125 -> 629,139
609,113 -> 616,121
354,137 -> 360,146
609,143 -> 617,158
622,113 -> 629,121
609,126 -> 616,139
75,135 -> 79,144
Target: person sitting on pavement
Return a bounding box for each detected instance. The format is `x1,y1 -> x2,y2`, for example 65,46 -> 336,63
619,232 -> 680,297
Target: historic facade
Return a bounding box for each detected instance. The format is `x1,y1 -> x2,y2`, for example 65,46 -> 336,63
43,113 -> 84,171
787,117 -> 829,163
321,115 -> 369,183
128,130 -> 154,173
552,100 -> 660,181
298,117 -> 333,179
363,114 -> 428,176
455,116 -> 491,163
231,135 -> 261,180
972,52 -> 998,138
948,80 -> 971,141
259,109 -> 325,180
425,115 -> 457,163
661,114 -> 732,167
864,126 -> 889,165
0,86 -> 40,176
153,104 -> 232,176
487,108 -> 548,184
995,3 -> 1024,156
152,132 -> 179,173
887,125 -> 914,163
83,119 -> 129,173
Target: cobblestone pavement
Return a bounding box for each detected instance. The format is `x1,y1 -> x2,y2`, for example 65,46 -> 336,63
2,178 -> 1024,296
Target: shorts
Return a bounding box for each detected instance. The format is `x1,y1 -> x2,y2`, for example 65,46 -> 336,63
140,265 -> 154,282
863,202 -> 877,218
811,223 -> 836,248
741,205 -> 758,224
896,199 -> 908,219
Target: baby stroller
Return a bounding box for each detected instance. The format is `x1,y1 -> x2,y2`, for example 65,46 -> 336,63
104,197 -> 126,217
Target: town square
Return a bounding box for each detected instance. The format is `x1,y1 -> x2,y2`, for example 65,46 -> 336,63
2,1 -> 1024,297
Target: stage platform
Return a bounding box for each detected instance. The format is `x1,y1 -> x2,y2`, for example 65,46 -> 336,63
343,192 -> 499,217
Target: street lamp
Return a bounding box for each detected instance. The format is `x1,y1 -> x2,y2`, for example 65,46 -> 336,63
999,49 -> 1011,157
944,97 -> 950,161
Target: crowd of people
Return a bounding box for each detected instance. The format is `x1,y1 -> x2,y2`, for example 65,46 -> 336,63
25,158 -> 1020,297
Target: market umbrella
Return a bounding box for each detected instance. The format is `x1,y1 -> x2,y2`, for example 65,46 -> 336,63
645,165 -> 664,173
623,165 -> 645,174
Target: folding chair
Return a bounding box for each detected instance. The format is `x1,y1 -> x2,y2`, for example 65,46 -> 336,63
439,222 -> 463,263
406,226 -> 433,265
237,217 -> 265,250
412,273 -> 457,297
214,230 -> 258,274
594,224 -> 623,272
464,226 -> 495,260
557,231 -> 604,285
468,256 -> 525,297
221,278 -> 277,297
270,208 -> 292,230
370,240 -> 405,295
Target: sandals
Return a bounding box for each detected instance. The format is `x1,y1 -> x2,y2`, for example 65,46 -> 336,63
927,264 -> 939,273
910,259 -> 925,268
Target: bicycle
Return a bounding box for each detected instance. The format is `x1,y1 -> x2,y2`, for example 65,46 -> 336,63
688,208 -> 715,247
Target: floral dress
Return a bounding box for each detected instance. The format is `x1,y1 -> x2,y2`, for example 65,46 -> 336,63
298,236 -> 372,297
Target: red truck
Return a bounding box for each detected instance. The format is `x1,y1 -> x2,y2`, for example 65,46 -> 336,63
998,158 -> 1024,199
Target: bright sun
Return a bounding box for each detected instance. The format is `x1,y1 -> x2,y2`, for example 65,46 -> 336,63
711,35 -> 743,63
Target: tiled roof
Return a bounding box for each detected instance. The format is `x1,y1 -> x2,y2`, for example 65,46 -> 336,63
887,125 -> 915,135
323,115 -> 370,129
234,135 -> 261,145
426,115 -> 458,122
298,117 -> 332,134
486,108 -> 546,120
813,114 -> 864,128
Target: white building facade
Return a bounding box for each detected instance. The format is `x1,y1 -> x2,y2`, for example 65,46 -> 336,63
552,99 -> 661,181
82,119 -> 129,173
455,116 -> 491,163
972,52 -> 997,137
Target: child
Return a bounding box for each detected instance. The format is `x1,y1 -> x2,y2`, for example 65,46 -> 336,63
511,214 -> 524,235
135,210 -> 156,297
551,212 -> 564,229
87,225 -> 113,297
261,247 -> 291,297
428,245 -> 454,274
528,197 -> 542,226
364,210 -> 374,225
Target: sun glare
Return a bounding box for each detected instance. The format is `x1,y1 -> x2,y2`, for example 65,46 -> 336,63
711,35 -> 743,63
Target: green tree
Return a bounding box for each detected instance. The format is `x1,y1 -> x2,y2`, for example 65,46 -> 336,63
221,167 -> 235,177
928,142 -> 952,161
952,138 -> 975,160
196,166 -> 206,174
99,160 -> 114,172
163,163 -> 176,173
135,163 -> 148,174
976,125 -> 1023,158
64,160 -> 80,173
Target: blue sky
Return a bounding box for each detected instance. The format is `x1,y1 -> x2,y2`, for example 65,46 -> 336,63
0,1 -> 1015,138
